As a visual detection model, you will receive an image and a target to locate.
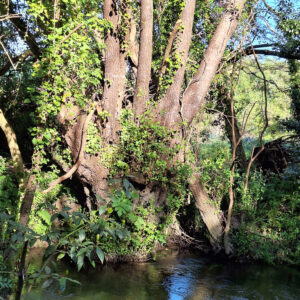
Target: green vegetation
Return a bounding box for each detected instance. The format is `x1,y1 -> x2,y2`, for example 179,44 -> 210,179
0,0 -> 299,298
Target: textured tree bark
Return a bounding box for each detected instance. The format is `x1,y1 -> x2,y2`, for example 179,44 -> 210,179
0,108 -> 24,183
156,0 -> 196,129
43,109 -> 95,194
19,174 -> 36,227
181,0 -> 247,125
189,172 -> 223,249
102,0 -> 127,142
133,0 -> 153,118
157,0 -> 247,247
60,111 -> 109,205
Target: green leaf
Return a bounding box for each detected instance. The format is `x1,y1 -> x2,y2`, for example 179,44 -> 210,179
45,266 -> 51,275
50,213 -> 59,222
41,279 -> 53,289
77,255 -> 84,271
95,247 -> 104,263
38,210 -> 51,226
57,253 -> 66,260
98,206 -> 106,215
79,230 -> 86,242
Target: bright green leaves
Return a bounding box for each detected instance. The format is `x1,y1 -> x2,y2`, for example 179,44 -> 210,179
86,122 -> 102,155
114,109 -> 177,184
29,1 -> 109,120
27,1 -> 111,171
111,191 -> 132,218
95,247 -> 104,263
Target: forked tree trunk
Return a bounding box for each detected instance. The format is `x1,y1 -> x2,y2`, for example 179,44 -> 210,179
47,0 -> 247,249
156,0 -> 196,130
154,0 -> 246,246
180,0 -> 247,125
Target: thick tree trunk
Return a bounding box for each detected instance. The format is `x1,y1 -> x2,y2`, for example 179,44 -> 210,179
181,0 -> 247,125
102,0 -> 127,142
156,0 -> 196,129
60,111 -> 109,204
189,172 -> 223,249
133,0 -> 153,118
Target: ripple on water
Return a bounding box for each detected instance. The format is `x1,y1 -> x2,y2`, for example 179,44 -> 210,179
26,254 -> 300,300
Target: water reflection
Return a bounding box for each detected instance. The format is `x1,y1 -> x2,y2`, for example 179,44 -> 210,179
26,253 -> 300,300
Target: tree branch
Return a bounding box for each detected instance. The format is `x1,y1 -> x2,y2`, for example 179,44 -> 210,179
0,50 -> 32,76
7,4 -> 41,58
243,48 -> 300,60
181,0 -> 247,126
43,109 -> 95,194
156,0 -> 196,129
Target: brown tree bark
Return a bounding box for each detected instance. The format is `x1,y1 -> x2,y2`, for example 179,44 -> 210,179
0,108 -> 24,184
102,0 -> 127,142
59,110 -> 109,204
189,173 -> 223,249
19,174 -> 36,227
219,87 -> 247,169
43,109 -> 95,194
156,0 -> 196,129
156,0 -> 247,247
181,0 -> 247,125
133,0 -> 153,118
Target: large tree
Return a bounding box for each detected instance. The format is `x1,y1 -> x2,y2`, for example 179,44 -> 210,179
0,0 -> 249,250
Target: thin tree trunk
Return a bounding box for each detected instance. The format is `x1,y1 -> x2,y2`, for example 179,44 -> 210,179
19,174 -> 37,227
14,241 -> 28,300
220,87 -> 247,169
0,108 -> 24,184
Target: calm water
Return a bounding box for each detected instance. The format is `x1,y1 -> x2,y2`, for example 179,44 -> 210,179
25,252 -> 300,300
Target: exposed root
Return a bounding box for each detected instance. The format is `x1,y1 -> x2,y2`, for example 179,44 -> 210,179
167,221 -> 206,251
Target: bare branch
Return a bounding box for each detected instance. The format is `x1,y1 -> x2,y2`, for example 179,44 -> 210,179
244,45 -> 269,193
5,3 -> 42,58
0,37 -> 16,70
0,50 -> 32,76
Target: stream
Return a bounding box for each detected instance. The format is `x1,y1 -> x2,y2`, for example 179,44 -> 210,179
25,251 -> 300,300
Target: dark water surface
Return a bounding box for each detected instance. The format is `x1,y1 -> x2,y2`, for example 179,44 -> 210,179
26,252 -> 300,300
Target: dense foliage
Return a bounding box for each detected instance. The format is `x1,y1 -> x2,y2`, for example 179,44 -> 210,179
0,0 -> 299,298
